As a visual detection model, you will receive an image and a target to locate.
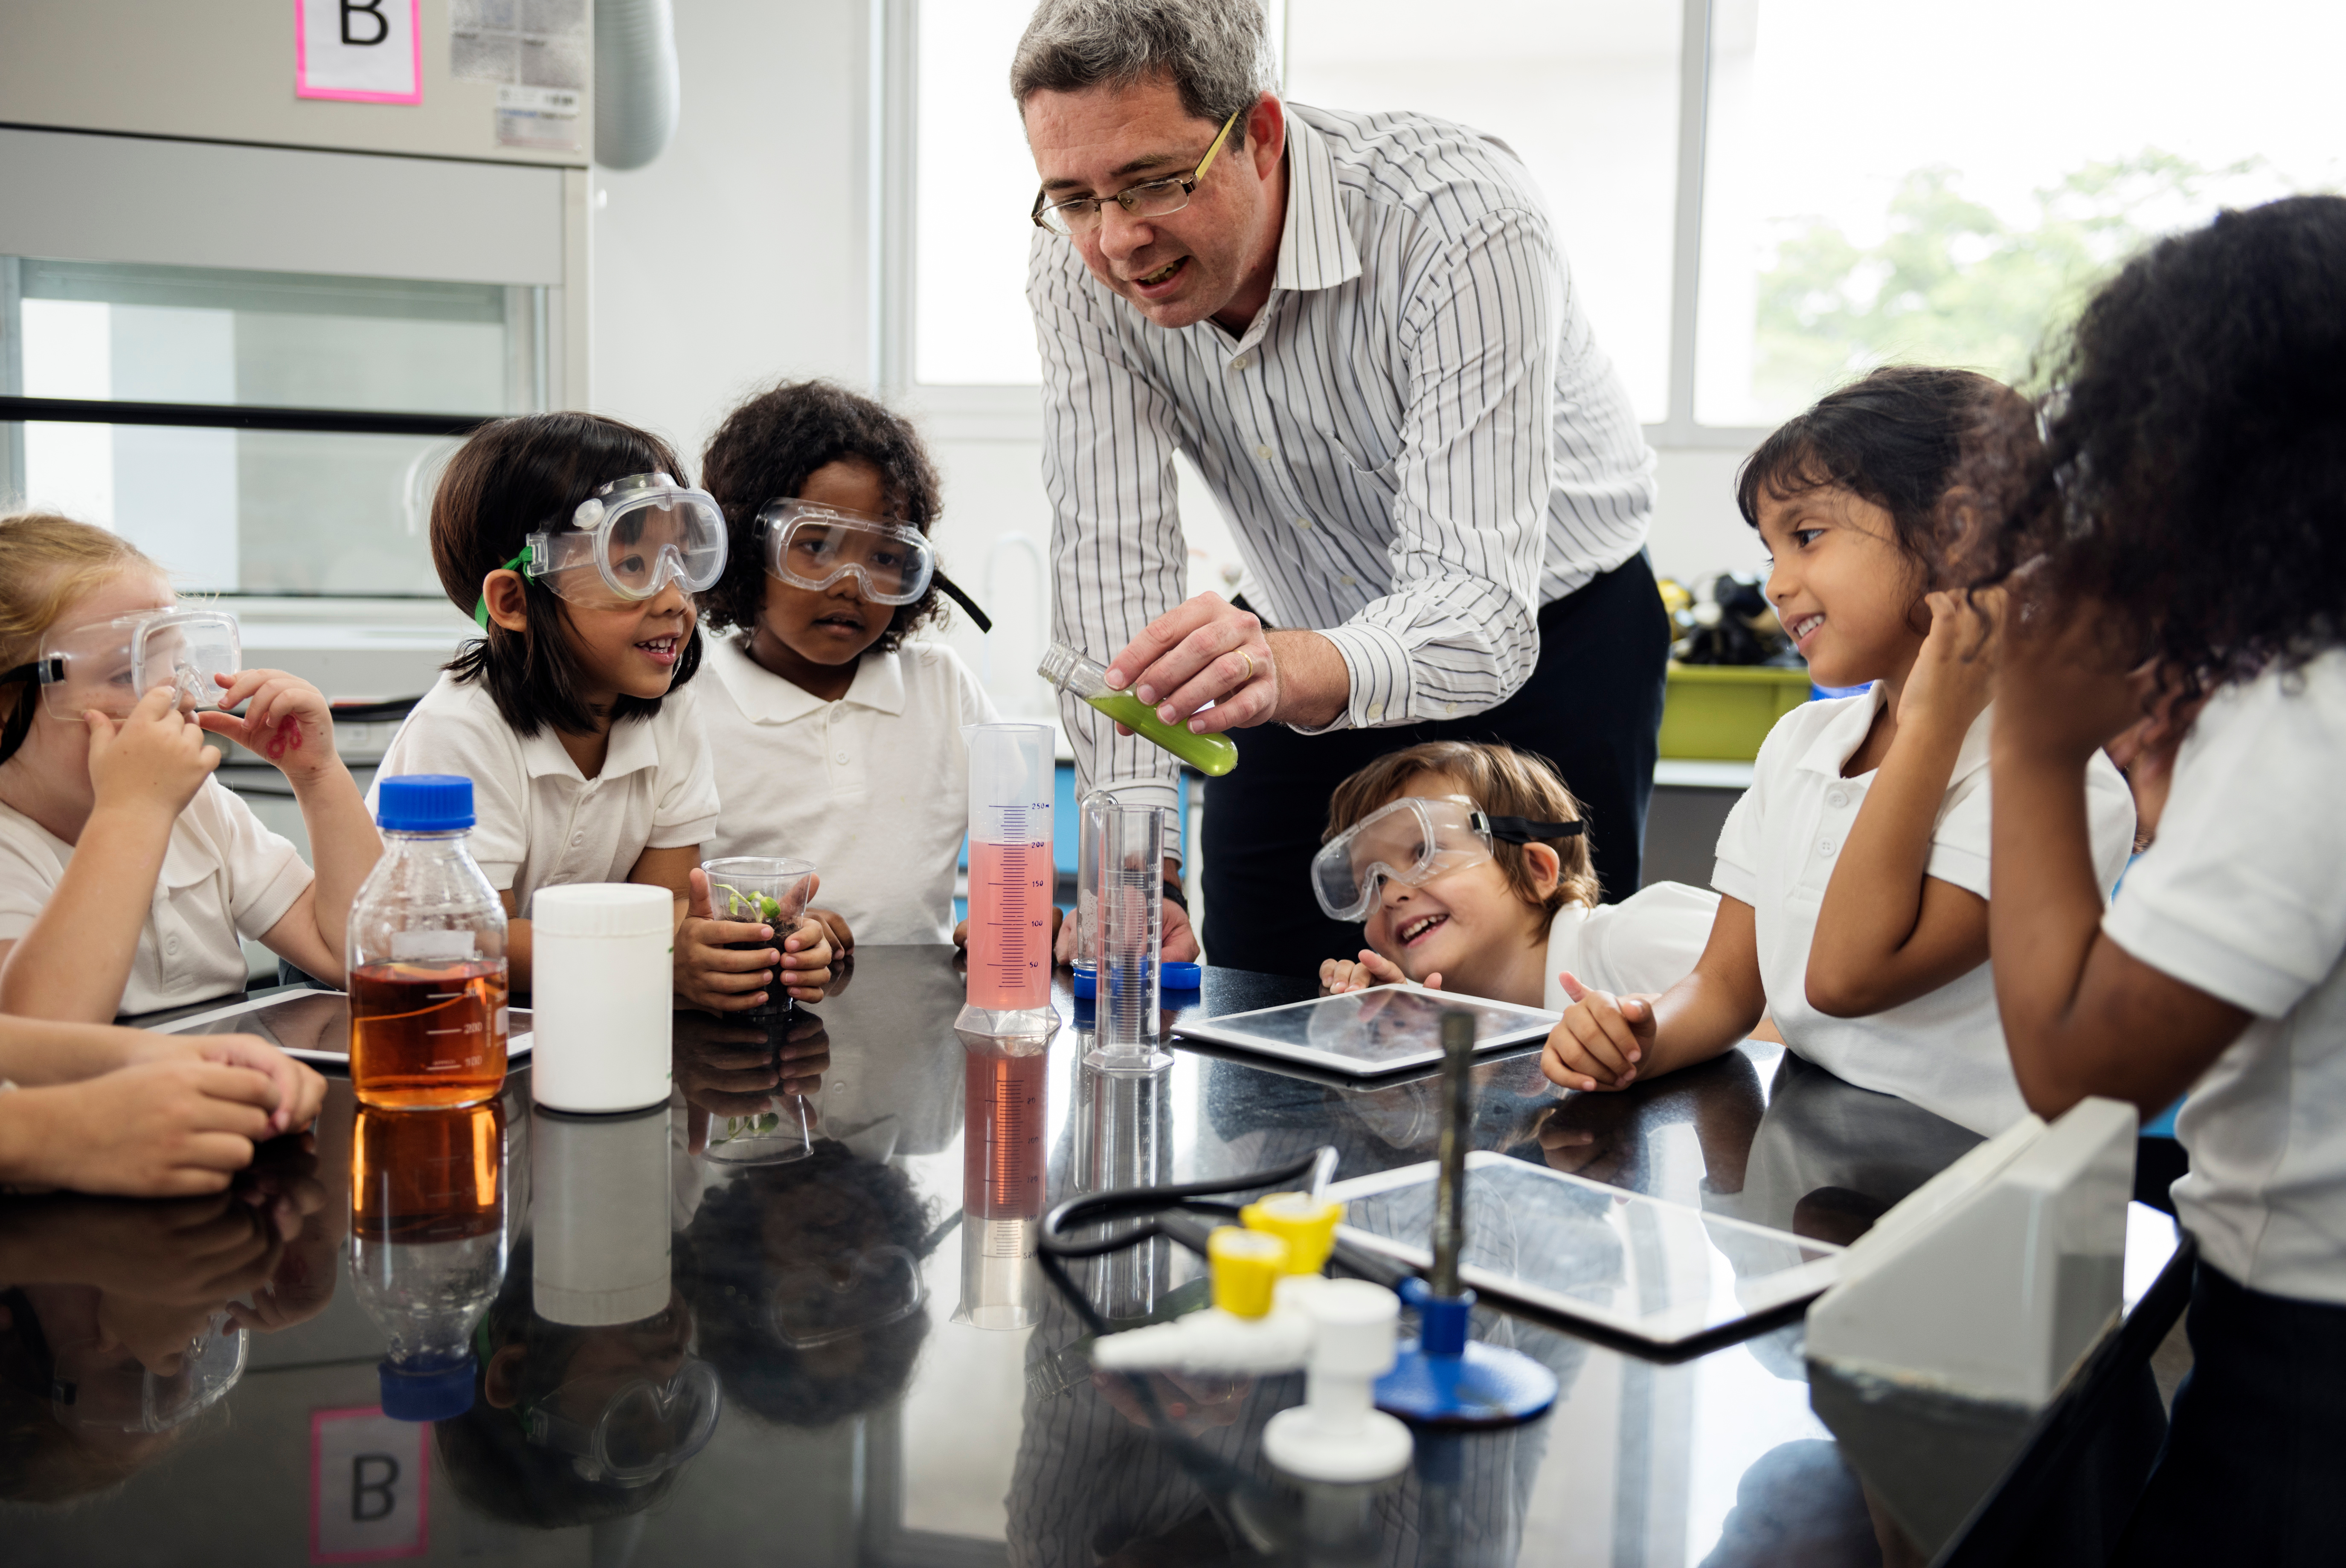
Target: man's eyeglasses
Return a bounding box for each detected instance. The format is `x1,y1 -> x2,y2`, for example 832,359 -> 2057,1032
1030,108 -> 1244,238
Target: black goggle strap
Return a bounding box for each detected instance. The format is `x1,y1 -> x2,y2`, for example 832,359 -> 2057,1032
0,660 -> 61,766
932,570 -> 992,634
1475,812 -> 1586,845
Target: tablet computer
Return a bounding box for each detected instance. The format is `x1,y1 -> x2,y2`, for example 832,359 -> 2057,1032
1168,983 -> 1556,1077
145,990 -> 535,1065
1327,1152 -> 1845,1348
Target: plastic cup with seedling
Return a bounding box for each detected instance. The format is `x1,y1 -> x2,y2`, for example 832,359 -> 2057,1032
701,856 -> 817,1015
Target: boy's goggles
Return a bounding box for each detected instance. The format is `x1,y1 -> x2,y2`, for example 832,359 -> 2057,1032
4,608 -> 242,721
757,500 -> 936,606
1310,796 -> 1583,922
767,1245 -> 926,1349
476,472 -> 728,626
523,1357 -> 722,1487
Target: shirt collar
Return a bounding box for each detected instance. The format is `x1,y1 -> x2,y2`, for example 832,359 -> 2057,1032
1269,110 -> 1362,295
1792,683 -> 1994,781
712,633 -> 906,723
518,704 -> 662,784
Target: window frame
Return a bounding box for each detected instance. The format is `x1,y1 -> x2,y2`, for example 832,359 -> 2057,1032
870,0 -> 1772,450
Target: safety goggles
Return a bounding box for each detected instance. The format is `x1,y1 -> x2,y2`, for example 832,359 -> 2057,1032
767,1245 -> 926,1349
1310,796 -> 1584,922
522,1356 -> 723,1487
3,608 -> 241,722
54,1313 -> 249,1434
473,472 -> 728,627
756,500 -> 937,606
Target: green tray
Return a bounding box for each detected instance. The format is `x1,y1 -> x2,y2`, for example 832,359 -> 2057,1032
1658,664 -> 1814,761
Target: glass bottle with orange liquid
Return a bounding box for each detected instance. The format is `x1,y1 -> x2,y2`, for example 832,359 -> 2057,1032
347,775 -> 510,1109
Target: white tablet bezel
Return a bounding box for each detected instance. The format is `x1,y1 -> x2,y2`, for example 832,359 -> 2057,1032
1325,1152 -> 1846,1345
145,990 -> 534,1064
1167,982 -> 1557,1076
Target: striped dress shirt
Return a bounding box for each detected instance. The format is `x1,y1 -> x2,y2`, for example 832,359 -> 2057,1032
1034,102 -> 1657,814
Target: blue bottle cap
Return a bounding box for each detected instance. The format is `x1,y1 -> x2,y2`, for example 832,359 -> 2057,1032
378,1354 -> 476,1422
1071,965 -> 1096,999
1162,962 -> 1202,991
376,774 -> 474,833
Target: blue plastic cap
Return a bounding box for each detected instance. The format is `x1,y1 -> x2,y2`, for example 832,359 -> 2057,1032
1071,965 -> 1096,999
379,1355 -> 476,1422
1162,962 -> 1202,991
377,774 -> 474,833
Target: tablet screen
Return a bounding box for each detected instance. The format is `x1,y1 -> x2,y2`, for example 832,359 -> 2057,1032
1170,984 -> 1555,1074
1330,1153 -> 1845,1346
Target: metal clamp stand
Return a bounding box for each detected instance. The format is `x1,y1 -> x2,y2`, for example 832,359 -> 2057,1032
1372,1009 -> 1560,1426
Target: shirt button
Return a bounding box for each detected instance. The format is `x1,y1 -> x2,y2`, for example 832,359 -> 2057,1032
1818,838 -> 1838,858
165,936 -> 180,956
835,751 -> 849,764
1255,444 -> 1273,461
1294,517 -> 1312,531
570,832 -> 584,846
1341,574 -> 1356,586
1826,790 -> 1849,809
1231,354 -> 1252,371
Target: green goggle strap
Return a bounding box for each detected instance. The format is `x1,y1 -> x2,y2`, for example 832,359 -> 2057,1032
473,548 -> 535,630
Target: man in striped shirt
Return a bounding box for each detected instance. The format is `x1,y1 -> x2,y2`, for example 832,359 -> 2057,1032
1016,0 -> 1667,977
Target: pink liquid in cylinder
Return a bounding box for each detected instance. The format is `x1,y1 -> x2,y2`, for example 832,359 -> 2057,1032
966,837 -> 1054,1010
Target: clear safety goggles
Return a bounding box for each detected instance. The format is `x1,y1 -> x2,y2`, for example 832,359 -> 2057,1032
54,1313 -> 249,1434
1310,796 -> 1584,922
756,500 -> 937,606
474,472 -> 729,627
4,608 -> 241,722
522,1356 -> 723,1487
767,1245 -> 926,1349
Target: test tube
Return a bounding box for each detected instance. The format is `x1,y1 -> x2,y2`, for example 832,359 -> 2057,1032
956,724 -> 1058,1040
1091,802 -> 1169,1070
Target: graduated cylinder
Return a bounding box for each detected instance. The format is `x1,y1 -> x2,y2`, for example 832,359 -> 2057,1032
957,723 -> 1058,1038
1092,800 -> 1170,1069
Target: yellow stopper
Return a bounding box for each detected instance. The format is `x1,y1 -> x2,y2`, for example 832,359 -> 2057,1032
1241,1191 -> 1342,1275
1208,1226 -> 1289,1318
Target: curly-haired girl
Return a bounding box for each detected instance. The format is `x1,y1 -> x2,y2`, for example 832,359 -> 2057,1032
1980,194 -> 2346,1565
697,381 -> 996,946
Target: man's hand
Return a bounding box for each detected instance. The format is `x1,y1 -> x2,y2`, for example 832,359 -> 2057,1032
1106,593 -> 1350,734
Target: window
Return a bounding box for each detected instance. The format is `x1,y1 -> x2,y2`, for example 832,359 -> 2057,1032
3,257 -> 544,594
896,0 -> 2343,437
1694,0 -> 2346,427
1284,0 -> 1684,424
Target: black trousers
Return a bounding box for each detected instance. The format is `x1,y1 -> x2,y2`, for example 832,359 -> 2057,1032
1201,551 -> 1670,978
2110,1261 -> 2346,1567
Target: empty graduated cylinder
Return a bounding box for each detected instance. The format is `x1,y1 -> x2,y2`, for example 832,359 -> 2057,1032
1092,801 -> 1171,1070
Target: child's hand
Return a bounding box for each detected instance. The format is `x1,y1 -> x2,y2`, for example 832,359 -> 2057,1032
1900,591 -> 1999,733
126,1031 -> 327,1136
1989,590 -> 2149,765
776,918 -> 834,1003
805,906 -> 856,955
199,669 -> 341,785
676,867 -> 784,1013
1319,949 -> 1437,994
86,685 -> 219,825
1541,971 -> 1654,1093
10,1059 -> 280,1196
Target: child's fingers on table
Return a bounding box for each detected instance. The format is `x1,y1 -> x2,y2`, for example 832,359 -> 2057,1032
1563,1007 -> 1636,1079
177,1130 -> 262,1174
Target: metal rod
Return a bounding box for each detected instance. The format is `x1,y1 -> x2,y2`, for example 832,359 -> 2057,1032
1430,1009 -> 1476,1296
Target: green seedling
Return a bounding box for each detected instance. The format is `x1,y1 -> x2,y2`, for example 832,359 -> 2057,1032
715,882 -> 787,926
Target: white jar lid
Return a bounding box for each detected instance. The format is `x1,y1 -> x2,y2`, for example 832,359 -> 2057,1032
531,882 -> 673,937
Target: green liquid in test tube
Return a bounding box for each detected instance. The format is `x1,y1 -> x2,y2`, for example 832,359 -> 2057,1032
1039,643 -> 1240,776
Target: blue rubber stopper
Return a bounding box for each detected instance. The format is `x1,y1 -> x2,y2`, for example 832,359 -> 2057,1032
378,1355 -> 476,1422
1071,964 -> 1096,999
1161,961 -> 1202,991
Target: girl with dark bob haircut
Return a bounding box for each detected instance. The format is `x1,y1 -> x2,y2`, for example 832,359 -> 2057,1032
377,409 -> 838,1010
692,381 -> 999,947
1977,194 -> 2346,1567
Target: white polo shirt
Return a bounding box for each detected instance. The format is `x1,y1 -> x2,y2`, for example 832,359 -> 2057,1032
2106,650 -> 2346,1305
372,671 -> 721,919
1714,688 -> 2136,1136
1542,881 -> 1720,1009
699,635 -> 996,945
0,779 -> 312,1016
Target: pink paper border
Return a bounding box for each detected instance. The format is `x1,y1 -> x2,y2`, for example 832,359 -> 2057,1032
294,0 -> 424,105
308,1405 -> 431,1564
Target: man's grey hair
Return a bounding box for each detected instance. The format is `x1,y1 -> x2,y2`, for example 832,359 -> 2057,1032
1010,0 -> 1277,130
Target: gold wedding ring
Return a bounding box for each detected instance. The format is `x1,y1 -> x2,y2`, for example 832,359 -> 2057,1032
1237,652 -> 1256,684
